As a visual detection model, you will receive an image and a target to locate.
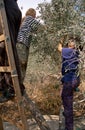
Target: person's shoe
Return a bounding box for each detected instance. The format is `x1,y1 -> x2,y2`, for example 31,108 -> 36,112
63,128 -> 69,130
74,87 -> 80,92
0,95 -> 9,103
6,93 -> 15,100
3,90 -> 15,100
3,87 -> 15,100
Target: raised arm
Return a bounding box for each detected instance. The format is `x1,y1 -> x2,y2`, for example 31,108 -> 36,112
58,43 -> 62,52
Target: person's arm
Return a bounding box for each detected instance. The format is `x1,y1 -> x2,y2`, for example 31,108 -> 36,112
58,43 -> 62,52
57,37 -> 64,52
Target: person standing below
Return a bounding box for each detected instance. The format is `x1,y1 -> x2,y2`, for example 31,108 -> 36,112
17,8 -> 42,81
58,39 -> 80,130
0,0 -> 24,102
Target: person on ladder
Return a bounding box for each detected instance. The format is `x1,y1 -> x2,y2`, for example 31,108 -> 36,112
16,8 -> 42,81
0,0 -> 25,102
58,38 -> 80,130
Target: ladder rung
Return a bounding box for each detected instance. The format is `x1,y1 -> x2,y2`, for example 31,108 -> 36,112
0,66 -> 11,72
0,34 -> 5,42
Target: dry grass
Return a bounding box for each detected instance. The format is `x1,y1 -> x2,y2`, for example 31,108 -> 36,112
24,74 -> 62,115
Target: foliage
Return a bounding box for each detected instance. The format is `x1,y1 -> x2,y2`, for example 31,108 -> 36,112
31,0 -> 85,64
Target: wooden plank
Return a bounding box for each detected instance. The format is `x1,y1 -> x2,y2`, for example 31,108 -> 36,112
0,117 -> 4,130
0,66 -> 11,72
0,34 -> 4,42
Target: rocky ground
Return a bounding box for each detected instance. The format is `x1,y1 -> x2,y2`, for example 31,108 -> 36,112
3,115 -> 59,130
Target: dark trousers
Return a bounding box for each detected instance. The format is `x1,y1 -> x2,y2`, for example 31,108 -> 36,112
5,2 -> 25,94
61,82 -> 73,130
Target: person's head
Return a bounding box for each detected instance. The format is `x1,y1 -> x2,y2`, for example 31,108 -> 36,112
25,8 -> 36,18
68,39 -> 76,49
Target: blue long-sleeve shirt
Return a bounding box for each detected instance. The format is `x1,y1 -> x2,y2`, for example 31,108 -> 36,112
62,48 -> 79,75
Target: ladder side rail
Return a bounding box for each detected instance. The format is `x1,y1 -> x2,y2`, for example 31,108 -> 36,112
0,34 -> 4,42
0,0 -> 28,130
0,117 -> 4,130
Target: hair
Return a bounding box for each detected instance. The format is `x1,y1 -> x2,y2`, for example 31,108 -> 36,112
25,8 -> 36,18
68,39 -> 76,48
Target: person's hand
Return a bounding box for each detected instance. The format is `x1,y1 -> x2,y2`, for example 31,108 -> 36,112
58,43 -> 62,52
60,37 -> 64,44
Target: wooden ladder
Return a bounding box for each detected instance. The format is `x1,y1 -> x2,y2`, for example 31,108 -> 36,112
0,0 -> 29,129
